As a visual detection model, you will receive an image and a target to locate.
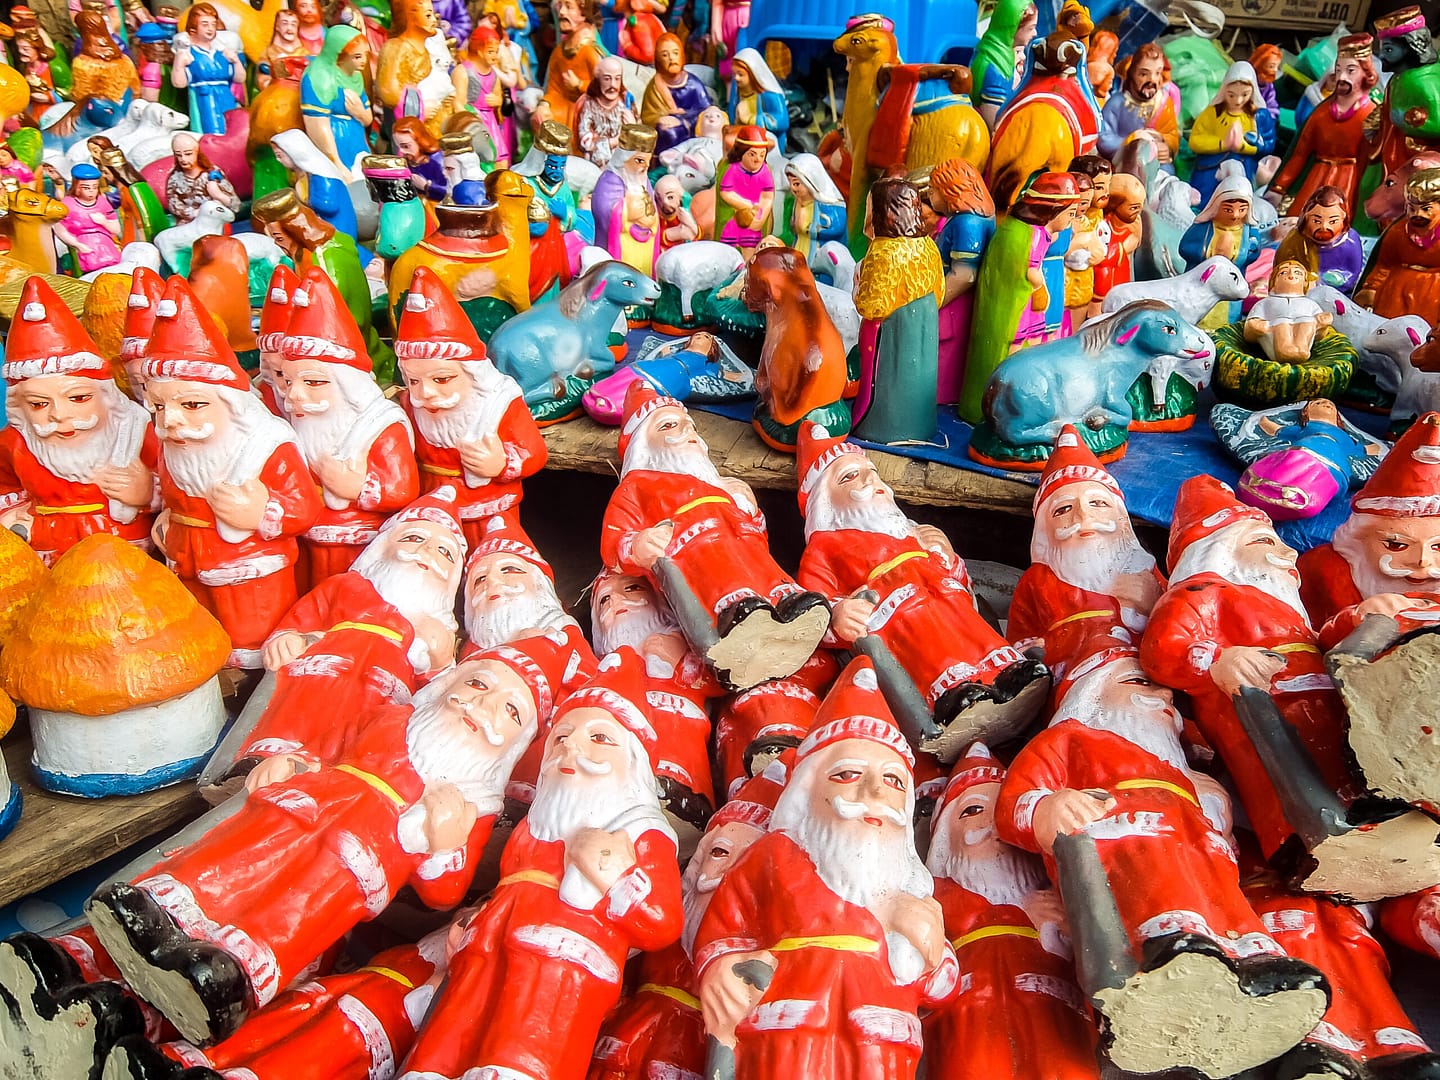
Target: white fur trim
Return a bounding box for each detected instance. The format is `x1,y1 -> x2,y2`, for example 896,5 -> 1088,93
336,830 -> 391,916
337,994 -> 396,1080
195,553 -> 291,586
3,351 -> 109,380
846,1006 -> 922,1048
510,924 -> 619,982
748,999 -> 821,1031
605,866 -> 652,917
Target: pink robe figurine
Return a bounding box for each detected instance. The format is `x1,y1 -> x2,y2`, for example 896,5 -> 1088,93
56,164 -> 122,274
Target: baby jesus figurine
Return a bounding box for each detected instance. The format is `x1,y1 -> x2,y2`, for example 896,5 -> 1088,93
1244,260 -> 1332,363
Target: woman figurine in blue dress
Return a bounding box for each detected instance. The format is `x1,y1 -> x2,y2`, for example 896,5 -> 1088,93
271,127 -> 367,263
781,154 -> 847,275
171,3 -> 243,135
301,25 -> 374,178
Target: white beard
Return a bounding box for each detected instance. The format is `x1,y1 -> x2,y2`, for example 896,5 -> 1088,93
1332,513 -> 1440,600
680,857 -> 718,959
405,678 -> 531,813
1031,506 -> 1158,599
804,480 -> 913,542
465,576 -> 570,650
351,539 -> 460,631
410,367 -> 520,463
15,383 -> 147,486
592,602 -> 681,657
291,397 -> 362,467
622,437 -> 724,487
1073,700 -> 1189,771
159,386 -> 293,498
527,733 -> 663,844
926,826 -> 1049,909
413,387 -> 490,449
1169,530 -> 1311,626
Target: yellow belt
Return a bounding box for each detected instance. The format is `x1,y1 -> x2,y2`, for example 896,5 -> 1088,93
421,463 -> 462,477
357,965 -> 415,989
673,495 -> 731,517
638,983 -> 701,1010
1403,264 -> 1438,272
497,869 -> 561,890
1315,156 -> 1356,165
952,924 -> 1040,950
1048,609 -> 1113,631
34,503 -> 105,515
1114,778 -> 1199,807
170,513 -> 212,528
336,764 -> 406,807
329,621 -> 405,643
771,935 -> 878,954
1271,643 -> 1319,655
866,549 -> 929,584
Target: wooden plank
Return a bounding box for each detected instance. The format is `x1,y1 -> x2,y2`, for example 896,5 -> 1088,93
0,733 -> 206,909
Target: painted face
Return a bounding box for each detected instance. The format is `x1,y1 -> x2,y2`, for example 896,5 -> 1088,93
0,149 -> 13,168
338,39 -> 368,73
787,171 -> 810,200
555,0 -> 583,34
440,657 -> 536,748
173,138 -> 199,170
936,780 -> 1004,862
1300,398 -> 1340,426
628,150 -> 653,173
393,130 -> 419,159
806,738 -> 911,839
277,360 -> 345,415
821,452 -> 889,507
741,145 -> 766,172
1408,196 -> 1440,233
1303,202 -> 1347,243
1333,56 -> 1365,96
543,709 -> 632,785
656,37 -> 682,76
697,106 -> 727,138
1270,261 -> 1309,295
414,0 -> 439,35
641,405 -> 704,455
1221,80 -> 1252,111
146,379 -> 234,445
598,63 -> 624,101
733,62 -> 753,93
1215,197 -> 1251,226
72,178 -> 101,202
688,819 -> 764,889
296,0 -> 322,22
262,219 -> 300,258
593,573 -> 660,640
1051,201 -> 1081,232
384,518 -> 464,589
483,38 -> 501,63
541,153 -> 566,184
1231,518 -> 1299,576
1348,513 -> 1440,587
1259,55 -> 1281,80
654,179 -> 683,215
467,551 -> 544,612
17,375 -> 109,443
274,10 -> 299,38
399,355 -> 471,410
1114,194 -> 1143,224
272,143 -> 296,170
1044,480 -> 1126,544
1129,55 -> 1163,101
192,12 -> 218,39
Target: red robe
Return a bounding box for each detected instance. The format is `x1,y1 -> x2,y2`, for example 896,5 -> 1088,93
160,938 -> 442,1079
300,421 -> 419,589
241,572 -> 423,766
158,442 -> 322,660
133,702 -> 494,1009
400,819 -> 683,1080
799,530 -> 1023,706
602,470 -> 802,620
997,719 -> 1281,961
0,425 -> 159,564
1140,576 -> 1357,862
588,942 -> 704,1080
1297,543 -> 1363,638
1271,97 -> 1375,212
694,831 -> 961,1080
714,650 -> 835,797
404,394 -> 547,552
641,646 -> 723,803
1357,219 -> 1440,321
924,880 -> 1100,1080
1380,885 -> 1440,962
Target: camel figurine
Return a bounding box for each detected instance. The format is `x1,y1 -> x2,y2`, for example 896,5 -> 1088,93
1,187 -> 69,273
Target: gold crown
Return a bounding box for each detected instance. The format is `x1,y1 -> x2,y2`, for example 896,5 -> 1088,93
1407,166 -> 1440,203
1337,33 -> 1373,59
251,187 -> 301,222
619,124 -> 657,153
439,131 -> 473,155
534,120 -> 572,155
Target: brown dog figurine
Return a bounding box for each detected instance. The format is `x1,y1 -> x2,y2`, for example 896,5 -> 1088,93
188,234 -> 259,357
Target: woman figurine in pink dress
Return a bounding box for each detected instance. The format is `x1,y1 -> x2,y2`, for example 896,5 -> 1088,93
452,23 -> 516,166
54,163 -> 122,274
716,125 -> 773,255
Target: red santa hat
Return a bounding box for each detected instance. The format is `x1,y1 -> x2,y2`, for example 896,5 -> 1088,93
554,645 -> 658,750
280,267 -> 372,373
708,770 -> 780,833
395,266 -> 489,365
1351,412 -> 1440,518
471,632 -> 573,724
142,276 -> 251,392
1166,474 -> 1270,574
466,515 -> 554,581
121,266 -> 165,365
257,264 -> 300,355
383,485 -> 468,556
619,382 -> 685,461
1034,425 -> 1125,510
3,276 -> 110,384
793,656 -> 916,771
796,420 -> 866,515
934,742 -> 1006,822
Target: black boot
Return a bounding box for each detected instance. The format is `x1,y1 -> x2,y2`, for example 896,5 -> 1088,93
1270,1040 -> 1366,1080
1371,1052 -> 1440,1080
103,1034 -> 225,1080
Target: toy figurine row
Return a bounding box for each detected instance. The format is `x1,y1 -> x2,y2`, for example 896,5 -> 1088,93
5,354 -> 1440,1078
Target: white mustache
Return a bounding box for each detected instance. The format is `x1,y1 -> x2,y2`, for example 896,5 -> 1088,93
414,391 -> 463,410
575,753 -> 612,775
963,825 -> 996,845
663,433 -> 698,447
32,413 -> 102,436
831,796 -> 908,827
1380,555 -> 1440,579
1055,519 -> 1118,540
294,400 -> 331,415
1264,552 -> 1297,569
846,484 -> 885,502
164,422 -> 215,441
694,873 -> 723,893
448,694 -> 506,746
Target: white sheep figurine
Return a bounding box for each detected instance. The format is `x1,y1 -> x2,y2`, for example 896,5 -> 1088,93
1309,284 -> 1402,395
155,200 -> 235,271
1364,315 -> 1437,430
1102,255 -> 1248,324
655,241 -> 747,322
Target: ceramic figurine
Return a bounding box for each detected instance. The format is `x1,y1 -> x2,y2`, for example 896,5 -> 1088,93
188,235 -> 260,366
714,125 -> 773,256
92,141 -> 168,245
388,116 -> 446,201
1362,314 -> 1437,435
251,187 -> 393,380
299,26 -> 373,179
118,265 -> 165,402
653,174 -> 699,255
439,129 -> 488,202
727,47 -> 786,140
1178,166 -> 1261,274
538,0 -> 604,136
1104,257 -> 1249,329
1185,61 -> 1272,204
487,259 -> 661,423
271,127 -> 363,241
1097,42 -> 1176,164
923,744 -> 1100,1080
1142,474 -> 1440,899
0,186 -> 68,274
1372,6 -> 1438,172
1275,186 -> 1364,297
575,55 -> 635,167
996,650 -> 1329,1077
1355,168 -> 1440,320
1088,171 -> 1143,319
142,276 -> 322,669
171,4 -> 243,136
86,647 -> 561,1044
162,133 -> 241,225
1007,428 -> 1165,681
1062,155 -> 1109,327
1364,151 -> 1440,229
375,0 -> 456,135
0,534 -> 225,798
778,153 -> 846,273
695,658 -> 961,1078
795,423 -> 1049,758
363,154 -> 429,265
929,156 -> 995,405
970,301 -> 1212,468
0,276 -> 157,563
958,171 -> 1085,424
741,248 -> 850,449
1245,261 -> 1332,364
851,177 -> 943,443
1211,399 -> 1386,521
640,31 -> 709,157
1267,35 -> 1377,214
256,6 -> 307,89
12,21 -> 60,118
517,120 -> 581,299
591,123 -> 660,274
70,10 -> 141,105
253,263 -> 297,415
659,103 -> 728,192
54,161 -> 122,274
601,383 -> 830,690
971,0 -> 1036,124
582,330 -> 755,423
393,266 -> 546,549
1250,42 -> 1281,118
1087,29 -> 1117,105
453,24 -> 517,167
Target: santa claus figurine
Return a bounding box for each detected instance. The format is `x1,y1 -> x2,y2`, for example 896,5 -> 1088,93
0,275 -> 158,566
395,265 -> 547,551
602,384 -> 830,691
712,659 -> 832,799
997,650 -> 1330,1078
591,790 -> 773,1080
278,267 -> 420,588
86,645 -> 566,1045
694,657 -> 961,1079
255,264 -> 299,418
795,421 -> 1049,761
120,266 -> 164,403
1008,425 -> 1166,683
1141,475 -> 1440,900
143,277 -> 323,669
397,648 -> 684,1080
924,742 -> 1100,1080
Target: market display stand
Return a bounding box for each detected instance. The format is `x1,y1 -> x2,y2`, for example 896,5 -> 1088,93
541,410 -> 1037,514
